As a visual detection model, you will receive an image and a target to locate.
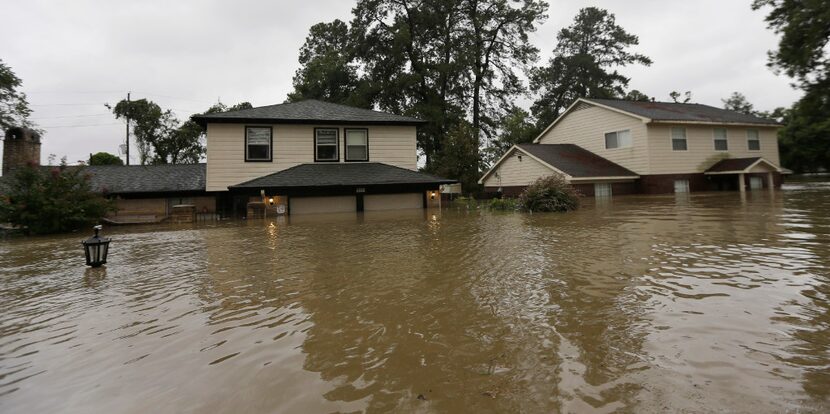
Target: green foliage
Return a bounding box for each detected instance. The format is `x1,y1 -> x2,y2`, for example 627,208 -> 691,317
623,90 -> 651,102
0,162 -> 113,235
722,92 -> 756,115
0,59 -> 35,131
89,152 -> 123,166
530,7 -> 651,129
517,174 -> 580,213
669,91 -> 692,103
488,197 -> 518,211
426,122 -> 482,194
777,80 -> 830,173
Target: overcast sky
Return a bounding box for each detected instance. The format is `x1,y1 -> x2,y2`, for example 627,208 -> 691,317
0,0 -> 801,168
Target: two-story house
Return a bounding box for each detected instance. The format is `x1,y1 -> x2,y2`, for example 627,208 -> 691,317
480,98 -> 787,197
192,99 -> 454,215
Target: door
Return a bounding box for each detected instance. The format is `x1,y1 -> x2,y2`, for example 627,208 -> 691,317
364,193 -> 423,211
289,196 -> 356,215
749,176 -> 763,190
673,179 -> 690,193
594,183 -> 612,197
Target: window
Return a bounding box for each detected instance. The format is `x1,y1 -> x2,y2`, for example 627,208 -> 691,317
674,179 -> 690,193
671,127 -> 687,151
594,183 -> 612,197
315,128 -> 339,161
713,128 -> 728,151
245,126 -> 272,161
747,129 -> 760,151
345,128 -> 368,161
604,129 -> 632,149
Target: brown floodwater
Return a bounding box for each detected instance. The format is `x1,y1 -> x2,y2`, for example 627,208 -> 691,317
1,181 -> 829,413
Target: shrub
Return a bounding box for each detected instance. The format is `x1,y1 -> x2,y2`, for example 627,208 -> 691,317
0,162 -> 114,235
488,197 -> 518,211
89,152 -> 124,166
517,175 -> 580,212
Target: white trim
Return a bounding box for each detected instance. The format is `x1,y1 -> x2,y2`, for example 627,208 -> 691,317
704,157 -> 782,175
477,145 -> 573,184
670,126 -> 688,151
531,98 -> 651,143
650,120 -> 781,128
746,128 -> 761,151
712,127 -> 729,152
603,128 -> 633,150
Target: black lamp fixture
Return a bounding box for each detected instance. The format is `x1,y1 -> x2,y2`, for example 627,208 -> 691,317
82,225 -> 111,267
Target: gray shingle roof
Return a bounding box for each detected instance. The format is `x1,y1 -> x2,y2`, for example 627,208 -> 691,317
230,162 -> 455,189
517,144 -> 638,178
586,99 -> 780,126
0,164 -> 206,195
192,99 -> 426,126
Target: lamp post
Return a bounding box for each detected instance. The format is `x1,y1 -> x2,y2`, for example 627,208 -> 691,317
81,225 -> 111,267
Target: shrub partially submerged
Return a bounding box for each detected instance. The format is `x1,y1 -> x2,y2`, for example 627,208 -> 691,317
518,175 -> 580,212
488,197 -> 518,211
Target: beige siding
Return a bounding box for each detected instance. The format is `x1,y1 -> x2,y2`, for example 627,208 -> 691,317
483,148 -> 556,187
646,125 -> 780,174
537,105 -> 650,174
289,196 -> 356,215
364,193 -> 422,211
206,124 -> 417,191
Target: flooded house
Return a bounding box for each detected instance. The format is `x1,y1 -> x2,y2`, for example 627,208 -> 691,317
1,101 -> 454,220
480,98 -> 788,197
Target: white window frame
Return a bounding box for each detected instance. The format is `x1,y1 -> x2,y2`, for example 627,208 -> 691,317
671,127 -> 688,151
314,128 -> 340,162
747,129 -> 761,151
245,126 -> 272,162
713,128 -> 728,151
604,129 -> 632,149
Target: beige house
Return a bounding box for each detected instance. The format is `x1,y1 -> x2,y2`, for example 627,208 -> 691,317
192,100 -> 453,215
480,98 -> 786,196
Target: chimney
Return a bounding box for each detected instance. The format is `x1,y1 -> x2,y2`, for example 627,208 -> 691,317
2,127 -> 42,176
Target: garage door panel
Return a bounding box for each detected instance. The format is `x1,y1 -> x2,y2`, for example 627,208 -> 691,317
364,193 -> 422,211
290,196 -> 356,215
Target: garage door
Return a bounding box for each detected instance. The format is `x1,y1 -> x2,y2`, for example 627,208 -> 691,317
289,196 -> 356,215
364,193 -> 423,211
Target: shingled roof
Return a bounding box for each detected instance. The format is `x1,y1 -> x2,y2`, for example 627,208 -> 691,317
192,99 -> 426,127
230,162 -> 455,190
586,98 -> 780,126
704,157 -> 783,174
515,144 -> 639,178
0,164 -> 206,195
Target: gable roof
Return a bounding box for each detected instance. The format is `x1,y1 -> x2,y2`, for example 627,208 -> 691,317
479,144 -> 638,184
230,162 -> 455,190
192,99 -> 426,127
704,157 -> 782,174
586,98 -> 780,126
0,163 -> 207,195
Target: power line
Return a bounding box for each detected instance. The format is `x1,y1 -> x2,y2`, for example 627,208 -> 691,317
30,113 -> 112,120
41,123 -> 121,128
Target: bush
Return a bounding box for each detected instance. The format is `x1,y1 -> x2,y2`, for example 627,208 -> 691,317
488,197 -> 518,211
89,152 -> 123,166
517,175 -> 580,212
0,162 -> 114,235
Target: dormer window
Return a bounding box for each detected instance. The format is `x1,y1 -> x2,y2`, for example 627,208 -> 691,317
245,126 -> 272,162
345,129 -> 369,161
315,128 -> 339,161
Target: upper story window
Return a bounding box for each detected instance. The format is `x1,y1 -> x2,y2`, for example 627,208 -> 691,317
713,128 -> 728,151
345,128 -> 369,161
315,128 -> 339,161
747,129 -> 761,151
245,126 -> 272,162
604,129 -> 632,149
671,127 -> 688,151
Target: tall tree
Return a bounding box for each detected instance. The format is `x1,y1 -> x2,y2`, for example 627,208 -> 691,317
110,99 -> 177,165
669,90 -> 692,103
754,0 -> 830,172
530,7 -> 651,129
89,152 -> 123,166
0,59 -> 35,131
722,92 -> 755,114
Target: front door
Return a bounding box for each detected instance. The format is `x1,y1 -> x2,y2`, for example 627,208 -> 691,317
749,176 -> 763,190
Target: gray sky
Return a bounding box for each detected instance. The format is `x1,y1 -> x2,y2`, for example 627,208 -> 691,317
0,0 -> 800,168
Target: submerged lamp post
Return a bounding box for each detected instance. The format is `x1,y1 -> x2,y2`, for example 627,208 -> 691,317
82,225 -> 111,267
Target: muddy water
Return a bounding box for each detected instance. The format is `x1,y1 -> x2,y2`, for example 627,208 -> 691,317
1,182 -> 829,413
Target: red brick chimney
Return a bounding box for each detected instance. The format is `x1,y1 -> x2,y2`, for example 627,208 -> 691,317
2,127 -> 41,176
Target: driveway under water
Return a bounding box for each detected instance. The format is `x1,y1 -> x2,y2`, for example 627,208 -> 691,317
1,181 -> 829,413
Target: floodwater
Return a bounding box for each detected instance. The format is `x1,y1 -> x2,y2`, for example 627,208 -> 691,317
1,181 -> 829,414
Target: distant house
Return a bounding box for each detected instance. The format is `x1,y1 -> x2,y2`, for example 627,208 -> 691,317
191,99 -> 454,215
480,98 -> 787,196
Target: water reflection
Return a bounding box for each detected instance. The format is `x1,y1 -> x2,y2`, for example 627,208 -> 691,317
0,183 -> 829,413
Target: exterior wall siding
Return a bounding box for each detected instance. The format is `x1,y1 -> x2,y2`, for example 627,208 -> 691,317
206,124 -> 417,192
482,148 -> 556,188
537,105 -> 650,174
646,124 -> 780,174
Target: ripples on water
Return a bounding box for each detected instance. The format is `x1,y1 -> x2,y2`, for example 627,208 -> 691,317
1,181 -> 829,413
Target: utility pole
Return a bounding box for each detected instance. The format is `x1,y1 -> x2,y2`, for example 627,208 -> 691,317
125,91 -> 131,165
